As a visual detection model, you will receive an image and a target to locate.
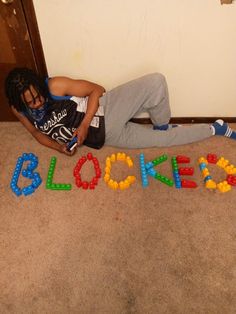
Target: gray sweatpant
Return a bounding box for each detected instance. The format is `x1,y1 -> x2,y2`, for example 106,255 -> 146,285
99,73 -> 213,148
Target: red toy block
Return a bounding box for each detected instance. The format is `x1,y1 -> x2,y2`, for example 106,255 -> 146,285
76,178 -> 82,188
227,175 -> 236,186
178,167 -> 194,175
73,167 -> 80,176
82,181 -> 89,189
87,153 -> 93,160
207,153 -> 218,164
176,155 -> 190,163
95,170 -> 101,178
89,183 -> 95,189
92,177 -> 98,185
181,179 -> 197,188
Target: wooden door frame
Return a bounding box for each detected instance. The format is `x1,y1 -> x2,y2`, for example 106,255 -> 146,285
21,0 -> 48,77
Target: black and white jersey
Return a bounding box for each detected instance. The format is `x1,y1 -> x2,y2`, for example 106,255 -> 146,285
25,95 -> 105,149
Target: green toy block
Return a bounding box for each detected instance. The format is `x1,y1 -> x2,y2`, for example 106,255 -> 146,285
45,157 -> 72,190
152,154 -> 168,166
154,173 -> 174,187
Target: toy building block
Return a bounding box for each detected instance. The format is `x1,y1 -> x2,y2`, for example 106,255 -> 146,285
139,153 -> 148,187
46,157 -> 56,188
50,183 -> 71,190
10,153 -> 42,197
202,168 -> 210,178
145,154 -> 168,170
74,153 -> 102,190
126,156 -> 133,167
224,164 -> 236,175
46,156 -> 72,190
126,176 -> 136,184
178,167 -> 194,175
199,162 -> 207,171
144,154 -> 172,186
104,152 -> 135,190
86,152 -> 93,160
198,157 -> 208,164
117,152 -> 126,161
145,161 -> 154,170
105,165 -> 111,174
22,185 -> 35,196
217,157 -> 229,169
110,180 -> 119,190
204,175 -> 212,182
82,182 -> 89,190
171,157 -> 181,188
152,154 -> 168,166
110,154 -> 116,162
199,158 -> 217,189
226,175 -> 236,186
207,153 -> 218,164
154,173 -> 174,187
205,180 -> 217,189
104,173 -> 110,183
181,179 -> 197,188
10,156 -> 24,196
217,181 -> 231,193
119,181 -> 126,190
147,167 -> 157,177
176,155 -> 190,163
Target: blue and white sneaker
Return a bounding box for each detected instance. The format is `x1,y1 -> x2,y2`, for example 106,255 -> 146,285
211,119 -> 236,140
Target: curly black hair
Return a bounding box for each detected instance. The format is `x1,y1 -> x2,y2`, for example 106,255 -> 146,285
5,67 -> 49,112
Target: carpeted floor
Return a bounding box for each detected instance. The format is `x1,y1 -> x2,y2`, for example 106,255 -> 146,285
0,122 -> 236,314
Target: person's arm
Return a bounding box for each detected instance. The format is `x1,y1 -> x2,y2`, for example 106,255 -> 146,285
48,77 -> 105,145
11,107 -> 74,156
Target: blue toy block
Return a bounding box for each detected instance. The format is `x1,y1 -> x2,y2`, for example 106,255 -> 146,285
204,175 -> 212,182
139,153 -> 149,187
199,163 -> 207,171
10,152 -> 42,197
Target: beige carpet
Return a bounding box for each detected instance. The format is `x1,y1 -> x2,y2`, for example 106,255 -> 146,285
0,122 -> 236,314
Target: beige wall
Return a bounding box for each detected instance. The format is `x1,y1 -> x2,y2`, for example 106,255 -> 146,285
33,0 -> 236,117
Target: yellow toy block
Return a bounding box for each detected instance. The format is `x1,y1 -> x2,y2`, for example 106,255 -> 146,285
111,181 -> 119,190
119,181 -> 126,190
117,152 -> 126,161
126,157 -> 133,167
105,166 -> 111,174
108,179 -> 119,190
202,168 -> 210,177
105,160 -> 111,168
217,157 -> 229,169
110,154 -> 116,162
126,176 -> 136,183
104,174 -> 110,183
198,157 -> 208,164
224,164 -> 236,175
123,179 -> 130,189
217,181 -> 231,193
205,179 -> 217,189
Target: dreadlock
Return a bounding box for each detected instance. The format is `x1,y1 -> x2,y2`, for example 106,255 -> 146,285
5,67 -> 50,112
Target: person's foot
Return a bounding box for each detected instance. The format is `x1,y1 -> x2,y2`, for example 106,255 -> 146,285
153,124 -> 180,131
211,119 -> 236,139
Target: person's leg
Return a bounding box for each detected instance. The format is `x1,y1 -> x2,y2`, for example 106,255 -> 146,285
100,73 -> 172,142
105,122 -> 213,148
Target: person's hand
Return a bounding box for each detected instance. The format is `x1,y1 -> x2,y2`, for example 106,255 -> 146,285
59,143 -> 77,156
73,124 -> 89,146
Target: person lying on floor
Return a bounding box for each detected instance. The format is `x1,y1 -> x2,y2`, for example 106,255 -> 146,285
5,67 -> 236,156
